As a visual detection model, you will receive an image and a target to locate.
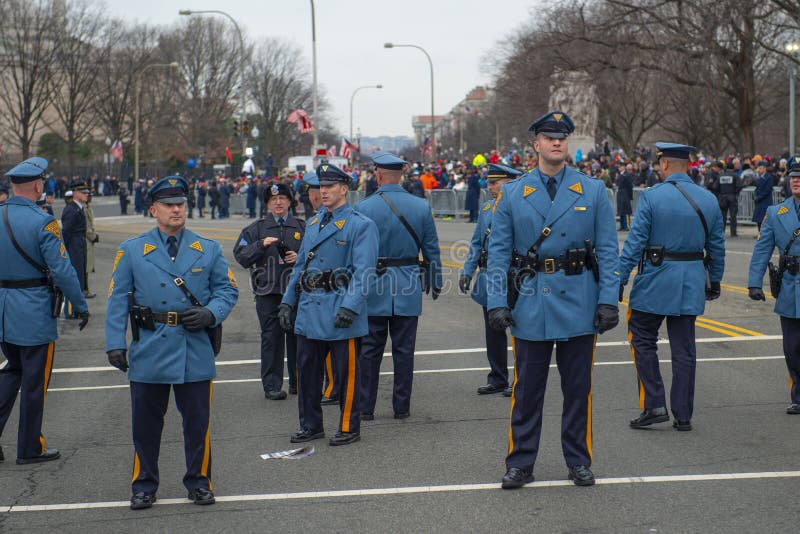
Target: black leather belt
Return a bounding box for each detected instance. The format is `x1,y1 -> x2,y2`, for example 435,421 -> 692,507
662,251 -> 705,261
376,257 -> 419,268
535,252 -> 588,274
152,311 -> 185,326
0,277 -> 49,289
300,270 -> 350,292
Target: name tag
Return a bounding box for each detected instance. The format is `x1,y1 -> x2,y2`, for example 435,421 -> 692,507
719,176 -> 733,184
336,240 -> 348,246
574,206 -> 587,211
191,268 -> 203,273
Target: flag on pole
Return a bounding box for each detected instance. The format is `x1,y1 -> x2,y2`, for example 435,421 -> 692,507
327,145 -> 337,158
287,109 -> 315,133
110,140 -> 123,162
225,147 -> 233,164
341,138 -> 358,159
421,136 -> 432,157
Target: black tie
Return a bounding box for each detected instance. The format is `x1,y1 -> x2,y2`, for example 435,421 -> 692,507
547,176 -> 557,201
167,236 -> 178,261
319,212 -> 332,230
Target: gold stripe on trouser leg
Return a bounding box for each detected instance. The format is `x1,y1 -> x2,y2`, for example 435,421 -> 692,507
201,381 -> 213,490
323,352 -> 334,397
507,336 -> 518,456
341,340 -> 356,433
39,342 -> 55,451
626,308 -> 645,410
586,335 -> 597,461
131,452 -> 141,484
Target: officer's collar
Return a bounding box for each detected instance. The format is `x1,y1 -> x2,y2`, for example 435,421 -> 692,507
664,172 -> 692,183
157,228 -> 184,246
377,183 -> 404,192
325,202 -> 351,216
537,165 -> 566,182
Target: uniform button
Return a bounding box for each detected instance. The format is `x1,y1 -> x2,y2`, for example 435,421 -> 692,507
181,298 -> 186,302
162,300 -> 167,304
160,283 -> 166,287
560,290 -> 566,294
542,286 -> 551,295
161,334 -> 166,338
561,232 -> 566,237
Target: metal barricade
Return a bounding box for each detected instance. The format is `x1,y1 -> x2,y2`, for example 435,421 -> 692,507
347,191 -> 365,206
479,189 -> 491,207
454,189 -> 468,218
738,187 -> 754,222
429,189 -> 457,217
230,194 -> 245,215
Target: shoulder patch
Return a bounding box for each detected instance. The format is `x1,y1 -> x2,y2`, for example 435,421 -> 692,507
334,219 -> 346,230
778,205 -> 789,215
107,278 -> 115,298
143,243 -> 157,255
44,220 -> 61,239
568,182 -> 583,195
309,217 -> 318,226
523,185 -> 536,197
294,231 -> 302,240
112,250 -> 124,273
189,240 -> 204,253
228,267 -> 238,288
482,203 -> 491,211
59,242 -> 67,259
492,190 -> 503,213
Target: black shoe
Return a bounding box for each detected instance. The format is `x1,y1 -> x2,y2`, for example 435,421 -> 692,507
188,487 -> 215,505
0,445 -> 4,462
130,492 -> 157,510
361,413 -> 374,421
502,385 -> 513,397
568,465 -> 595,486
16,448 -> 60,464
289,385 -> 298,395
629,407 -> 669,428
394,412 -> 410,419
786,404 -> 800,415
501,467 -> 534,489
673,419 -> 692,431
321,396 -> 339,405
477,383 -> 507,395
265,390 -> 287,400
84,292 -> 96,299
329,432 -> 360,446
290,428 -> 325,443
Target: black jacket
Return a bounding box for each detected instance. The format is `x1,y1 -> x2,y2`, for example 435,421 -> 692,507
233,214 -> 305,295
61,201 -> 87,288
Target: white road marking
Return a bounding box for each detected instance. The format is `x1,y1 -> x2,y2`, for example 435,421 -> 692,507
49,335 -> 784,375
3,470 -> 800,512
46,355 -> 787,393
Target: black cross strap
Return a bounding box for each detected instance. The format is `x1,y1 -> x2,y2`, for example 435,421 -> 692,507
378,192 -> 424,254
670,181 -> 709,237
3,205 -> 48,274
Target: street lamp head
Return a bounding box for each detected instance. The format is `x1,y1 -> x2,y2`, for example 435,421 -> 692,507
787,42 -> 800,53
178,9 -> 192,15
384,43 -> 394,48
169,62 -> 180,68
376,84 -> 383,89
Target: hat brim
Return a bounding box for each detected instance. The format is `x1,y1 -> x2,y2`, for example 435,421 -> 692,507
789,171 -> 800,177
538,131 -> 568,139
318,179 -> 345,186
154,196 -> 187,204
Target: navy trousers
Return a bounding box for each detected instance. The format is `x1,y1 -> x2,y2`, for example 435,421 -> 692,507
628,310 -> 697,420
255,294 -> 297,392
359,315 -> 419,416
130,380 -> 213,495
506,335 -> 595,471
482,307 -> 509,387
296,336 -> 360,434
323,351 -> 338,400
780,316 -> 800,404
0,342 -> 54,459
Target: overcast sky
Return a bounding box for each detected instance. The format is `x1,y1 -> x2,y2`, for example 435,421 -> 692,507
102,0 -> 537,138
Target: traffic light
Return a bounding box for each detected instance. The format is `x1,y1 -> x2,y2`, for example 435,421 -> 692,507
233,121 -> 239,137
243,120 -> 249,135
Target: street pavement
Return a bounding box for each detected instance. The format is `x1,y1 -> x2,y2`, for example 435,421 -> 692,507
0,204 -> 798,533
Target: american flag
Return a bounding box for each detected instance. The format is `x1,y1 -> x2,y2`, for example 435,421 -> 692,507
286,109 -> 315,133
327,145 -> 337,157
341,138 -> 358,159
421,136 -> 432,157
110,140 -> 123,162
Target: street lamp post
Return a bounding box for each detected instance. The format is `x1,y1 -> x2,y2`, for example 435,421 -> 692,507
134,62 -> 179,183
310,0 -> 319,150
384,43 -> 435,162
349,84 -> 383,140
179,9 -> 247,157
787,42 -> 800,154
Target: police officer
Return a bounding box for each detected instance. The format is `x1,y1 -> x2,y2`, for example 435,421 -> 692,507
356,152 -> 442,420
460,163 -> 521,397
748,155 -> 800,415
616,166 -> 634,231
487,111 -> 620,489
0,157 -> 88,465
301,171 -> 322,218
105,176 -> 238,510
278,163 -> 378,446
620,143 -> 725,432
752,161 -> 774,231
61,179 -> 90,316
234,183 -> 304,399
0,184 -> 9,202
715,163 -> 743,237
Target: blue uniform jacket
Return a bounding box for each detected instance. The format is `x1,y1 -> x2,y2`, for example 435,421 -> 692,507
748,198 -> 800,318
355,184 -> 442,316
486,167 -> 619,341
752,173 -> 774,224
461,200 -> 494,307
0,197 -> 87,345
105,227 -> 239,384
619,173 -> 725,316
281,203 -> 379,340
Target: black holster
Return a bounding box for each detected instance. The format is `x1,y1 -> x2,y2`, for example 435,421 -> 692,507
768,261 -> 783,298
48,275 -> 64,318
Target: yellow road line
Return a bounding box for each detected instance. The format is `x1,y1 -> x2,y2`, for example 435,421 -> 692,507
620,299 -> 749,338
696,317 -> 764,337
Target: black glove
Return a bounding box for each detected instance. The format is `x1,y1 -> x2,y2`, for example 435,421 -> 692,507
748,286 -> 766,301
458,275 -> 472,294
431,287 -> 441,301
277,303 -> 294,331
107,349 -> 128,372
487,307 -> 515,331
705,281 -> 721,301
618,283 -> 625,302
77,310 -> 90,331
594,304 -> 619,334
334,307 -> 356,328
93,235 -> 99,244
182,306 -> 215,332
